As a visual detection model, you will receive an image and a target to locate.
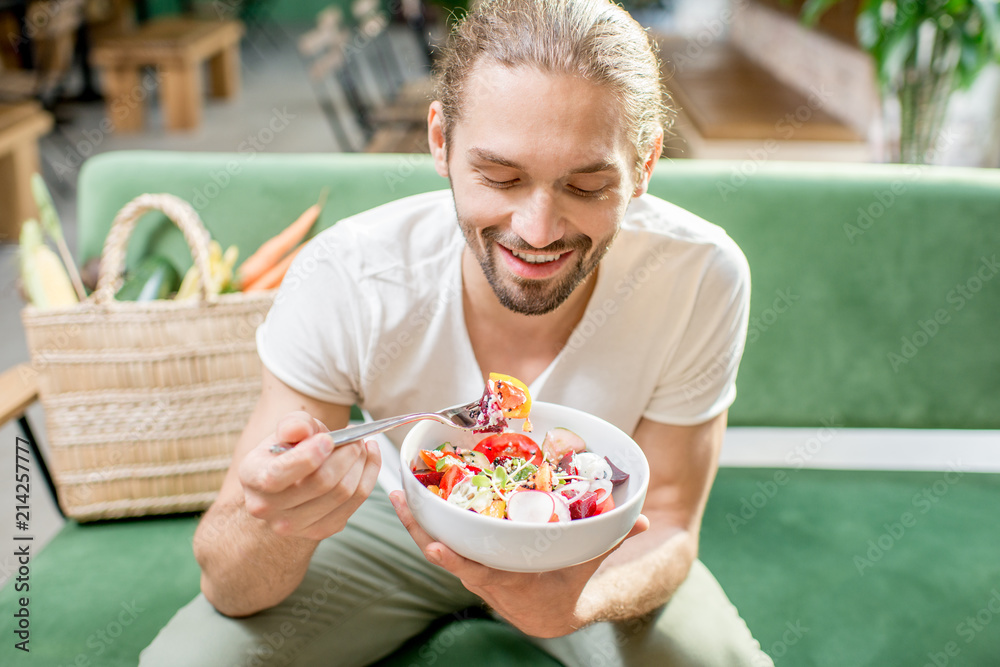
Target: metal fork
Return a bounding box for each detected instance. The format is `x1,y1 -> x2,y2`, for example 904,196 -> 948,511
269,399 -> 485,454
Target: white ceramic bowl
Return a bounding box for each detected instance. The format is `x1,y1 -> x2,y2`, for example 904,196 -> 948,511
399,401 -> 649,572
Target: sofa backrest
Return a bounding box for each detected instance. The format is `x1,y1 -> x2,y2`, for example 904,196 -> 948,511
78,152 -> 1000,430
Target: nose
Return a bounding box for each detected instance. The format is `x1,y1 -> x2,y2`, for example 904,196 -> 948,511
510,187 -> 565,249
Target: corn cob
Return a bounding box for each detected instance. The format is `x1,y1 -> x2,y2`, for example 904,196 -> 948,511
19,219 -> 78,309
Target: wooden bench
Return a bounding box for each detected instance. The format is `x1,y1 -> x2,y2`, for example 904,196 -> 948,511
656,36 -> 868,161
0,363 -> 38,431
90,18 -> 244,131
0,102 -> 53,243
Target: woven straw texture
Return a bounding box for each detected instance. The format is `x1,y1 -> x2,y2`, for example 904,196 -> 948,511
21,194 -> 275,521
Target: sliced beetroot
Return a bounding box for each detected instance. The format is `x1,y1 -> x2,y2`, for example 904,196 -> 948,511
569,490 -> 598,520
473,384 -> 507,433
557,453 -> 577,476
414,471 -> 443,487
605,457 -> 629,486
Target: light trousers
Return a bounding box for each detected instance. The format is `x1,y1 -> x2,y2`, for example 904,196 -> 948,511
139,486 -> 773,667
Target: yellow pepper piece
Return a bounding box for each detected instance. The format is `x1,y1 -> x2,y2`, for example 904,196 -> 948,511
488,372 -> 532,419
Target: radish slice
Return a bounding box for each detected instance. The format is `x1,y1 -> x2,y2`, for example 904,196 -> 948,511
574,453 -> 612,482
550,493 -> 571,523
506,490 -> 556,523
590,480 -> 613,505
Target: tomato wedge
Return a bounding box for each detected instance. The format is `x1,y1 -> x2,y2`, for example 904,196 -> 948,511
418,449 -> 462,471
439,465 -> 467,500
474,433 -> 543,466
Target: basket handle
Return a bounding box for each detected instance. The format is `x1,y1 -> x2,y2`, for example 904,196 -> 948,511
93,193 -> 217,305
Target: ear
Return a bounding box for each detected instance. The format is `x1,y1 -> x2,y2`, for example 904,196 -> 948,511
633,127 -> 664,197
428,101 -> 449,179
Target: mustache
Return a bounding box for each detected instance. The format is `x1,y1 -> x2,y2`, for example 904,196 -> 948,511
481,227 -> 592,254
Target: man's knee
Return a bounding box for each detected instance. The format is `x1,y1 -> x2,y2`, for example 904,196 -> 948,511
138,594 -> 274,667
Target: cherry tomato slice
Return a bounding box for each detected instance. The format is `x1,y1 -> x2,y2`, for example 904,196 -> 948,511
474,433 -> 543,466
439,465 -> 467,500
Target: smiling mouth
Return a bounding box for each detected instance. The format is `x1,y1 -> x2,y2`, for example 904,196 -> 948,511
508,248 -> 569,264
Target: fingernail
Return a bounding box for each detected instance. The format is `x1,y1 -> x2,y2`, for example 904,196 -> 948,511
320,434 -> 334,456
426,549 -> 441,564
388,492 -> 401,510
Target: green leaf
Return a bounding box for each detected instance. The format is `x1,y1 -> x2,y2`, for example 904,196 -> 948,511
880,24 -> 918,85
970,0 -> 1000,51
857,5 -> 882,51
31,174 -> 63,244
472,475 -> 491,487
801,0 -> 843,26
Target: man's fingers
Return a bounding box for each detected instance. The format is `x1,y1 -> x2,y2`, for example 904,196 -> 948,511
297,440 -> 382,537
250,432 -> 335,493
625,514 -> 650,539
389,491 -> 435,550
275,411 -> 329,446
254,438 -> 367,511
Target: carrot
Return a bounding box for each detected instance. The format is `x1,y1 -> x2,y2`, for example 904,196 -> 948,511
243,244 -> 304,291
237,189 -> 327,287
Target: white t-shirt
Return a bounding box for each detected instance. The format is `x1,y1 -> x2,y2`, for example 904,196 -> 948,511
256,190 -> 749,446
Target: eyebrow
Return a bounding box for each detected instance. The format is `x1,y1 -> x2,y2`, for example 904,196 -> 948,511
467,147 -> 619,176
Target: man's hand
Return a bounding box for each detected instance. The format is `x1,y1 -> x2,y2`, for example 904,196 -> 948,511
389,490 -> 649,638
239,411 -> 382,542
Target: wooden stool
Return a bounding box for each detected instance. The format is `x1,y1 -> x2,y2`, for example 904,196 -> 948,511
0,102 -> 54,243
91,18 -> 244,132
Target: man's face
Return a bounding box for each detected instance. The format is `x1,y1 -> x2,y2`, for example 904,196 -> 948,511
435,62 -> 642,316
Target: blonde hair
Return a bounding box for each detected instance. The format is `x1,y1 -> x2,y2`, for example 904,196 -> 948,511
433,0 -> 672,173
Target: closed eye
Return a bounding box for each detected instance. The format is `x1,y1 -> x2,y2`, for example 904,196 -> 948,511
568,185 -> 608,198
479,175 -> 519,189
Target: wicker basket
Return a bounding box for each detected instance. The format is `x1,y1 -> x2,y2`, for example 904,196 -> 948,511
21,194 -> 275,521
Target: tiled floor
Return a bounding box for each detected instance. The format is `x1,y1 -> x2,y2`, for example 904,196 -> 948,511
0,20 -> 430,586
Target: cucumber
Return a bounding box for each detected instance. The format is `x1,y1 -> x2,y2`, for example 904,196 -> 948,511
115,256 -> 181,302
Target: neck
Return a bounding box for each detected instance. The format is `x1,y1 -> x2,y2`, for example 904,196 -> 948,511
461,247 -> 598,385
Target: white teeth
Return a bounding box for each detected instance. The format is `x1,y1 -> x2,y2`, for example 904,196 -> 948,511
511,249 -> 563,264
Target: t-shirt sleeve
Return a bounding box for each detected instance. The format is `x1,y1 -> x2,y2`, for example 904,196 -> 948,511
255,235 -> 366,406
642,240 -> 751,425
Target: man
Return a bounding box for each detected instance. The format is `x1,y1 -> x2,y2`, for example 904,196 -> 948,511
141,0 -> 772,665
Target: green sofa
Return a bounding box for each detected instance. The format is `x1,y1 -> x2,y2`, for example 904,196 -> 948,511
2,152 -> 999,666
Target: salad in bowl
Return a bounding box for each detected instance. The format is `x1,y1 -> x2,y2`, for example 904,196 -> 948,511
399,374 -> 649,572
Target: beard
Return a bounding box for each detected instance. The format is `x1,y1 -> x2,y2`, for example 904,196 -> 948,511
457,211 -> 617,316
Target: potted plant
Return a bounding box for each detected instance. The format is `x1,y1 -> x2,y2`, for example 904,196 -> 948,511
800,0 -> 1000,163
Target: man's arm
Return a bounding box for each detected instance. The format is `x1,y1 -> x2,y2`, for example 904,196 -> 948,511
576,411 -> 726,622
193,367 -> 381,618
390,411 -> 726,638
